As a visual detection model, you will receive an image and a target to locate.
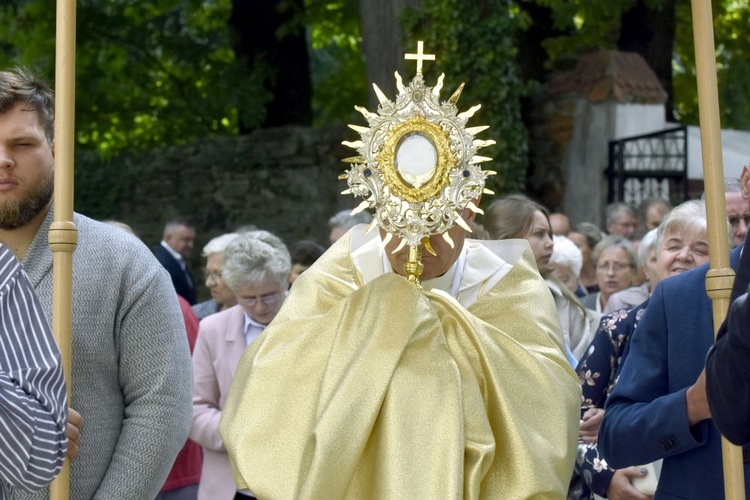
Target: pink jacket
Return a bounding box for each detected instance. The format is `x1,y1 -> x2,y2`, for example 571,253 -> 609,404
190,305 -> 247,500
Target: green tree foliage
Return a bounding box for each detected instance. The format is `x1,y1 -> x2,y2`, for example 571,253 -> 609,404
305,0 -> 368,125
673,0 -> 750,129
531,0 -> 653,61
0,0 -> 270,154
402,1 -> 532,194
531,0 -> 750,130
232,0 -> 312,127
1,0 -> 746,163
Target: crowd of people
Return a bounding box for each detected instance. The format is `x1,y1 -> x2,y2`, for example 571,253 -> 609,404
3,66 -> 750,500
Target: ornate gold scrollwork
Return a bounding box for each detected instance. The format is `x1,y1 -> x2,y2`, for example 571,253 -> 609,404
341,42 -> 496,286
377,116 -> 455,203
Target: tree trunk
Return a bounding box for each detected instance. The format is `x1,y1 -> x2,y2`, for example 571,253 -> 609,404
516,1 -> 563,83
618,0 -> 677,121
359,0 -> 421,107
230,0 -> 312,128
517,1 -> 568,210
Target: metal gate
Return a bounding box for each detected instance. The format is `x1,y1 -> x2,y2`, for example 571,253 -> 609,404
607,126 -> 689,206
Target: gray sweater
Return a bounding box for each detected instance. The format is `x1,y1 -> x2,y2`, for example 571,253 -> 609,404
15,210 -> 193,499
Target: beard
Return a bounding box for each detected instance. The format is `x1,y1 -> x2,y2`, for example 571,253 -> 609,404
0,171 -> 54,230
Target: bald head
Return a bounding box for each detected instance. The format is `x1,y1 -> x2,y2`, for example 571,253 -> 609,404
549,213 -> 570,236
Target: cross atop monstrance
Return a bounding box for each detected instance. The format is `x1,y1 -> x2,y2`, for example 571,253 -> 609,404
405,41 -> 435,74
342,39 -> 495,286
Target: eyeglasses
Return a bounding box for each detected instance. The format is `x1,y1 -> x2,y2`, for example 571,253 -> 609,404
203,269 -> 223,281
728,214 -> 750,229
237,292 -> 283,308
596,262 -> 633,273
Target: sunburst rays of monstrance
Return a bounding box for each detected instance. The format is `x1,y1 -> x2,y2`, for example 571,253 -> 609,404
339,41 -> 495,286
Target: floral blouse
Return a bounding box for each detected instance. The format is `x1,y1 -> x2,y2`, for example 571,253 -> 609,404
570,299 -> 649,499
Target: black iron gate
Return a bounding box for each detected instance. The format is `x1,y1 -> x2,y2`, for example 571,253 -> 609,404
607,126 -> 689,206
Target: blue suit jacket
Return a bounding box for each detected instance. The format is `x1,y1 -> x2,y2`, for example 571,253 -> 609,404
600,246 -> 745,499
154,244 -> 197,305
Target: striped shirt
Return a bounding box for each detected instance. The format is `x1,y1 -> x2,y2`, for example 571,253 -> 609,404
0,244 -> 67,498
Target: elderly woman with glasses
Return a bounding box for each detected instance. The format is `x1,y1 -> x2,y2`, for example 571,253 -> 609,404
582,236 -> 638,313
192,233 -> 240,320
190,231 -> 291,500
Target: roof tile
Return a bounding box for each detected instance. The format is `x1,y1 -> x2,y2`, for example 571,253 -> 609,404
547,50 -> 667,104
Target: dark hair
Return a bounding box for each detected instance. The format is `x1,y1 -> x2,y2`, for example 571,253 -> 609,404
0,67 -> 54,143
290,240 -> 325,266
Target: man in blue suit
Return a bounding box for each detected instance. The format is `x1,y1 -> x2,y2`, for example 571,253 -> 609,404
154,219 -> 197,305
600,239 -> 744,498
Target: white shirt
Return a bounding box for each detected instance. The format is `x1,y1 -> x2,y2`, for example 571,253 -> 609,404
243,315 -> 266,347
160,240 -> 184,266
350,225 -> 524,309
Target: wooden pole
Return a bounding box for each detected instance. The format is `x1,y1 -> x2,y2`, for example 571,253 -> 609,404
50,1 -> 78,499
691,0 -> 746,498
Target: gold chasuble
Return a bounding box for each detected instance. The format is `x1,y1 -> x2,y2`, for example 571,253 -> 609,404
219,226 -> 581,499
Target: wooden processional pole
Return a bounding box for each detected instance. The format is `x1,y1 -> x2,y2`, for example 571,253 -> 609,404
690,0 -> 746,498
50,0 -> 78,499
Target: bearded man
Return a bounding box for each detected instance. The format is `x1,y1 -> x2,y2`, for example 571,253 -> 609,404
0,67 -> 192,499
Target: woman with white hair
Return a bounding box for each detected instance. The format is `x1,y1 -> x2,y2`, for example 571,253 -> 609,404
549,235 -> 584,294
192,233 -> 240,320
190,231 -> 291,500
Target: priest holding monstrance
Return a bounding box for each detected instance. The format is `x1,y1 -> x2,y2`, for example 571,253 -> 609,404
219,43 -> 580,499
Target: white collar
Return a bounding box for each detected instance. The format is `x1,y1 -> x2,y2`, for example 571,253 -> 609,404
160,240 -> 183,262
378,239 -> 465,297
349,225 -> 525,307
243,314 -> 267,332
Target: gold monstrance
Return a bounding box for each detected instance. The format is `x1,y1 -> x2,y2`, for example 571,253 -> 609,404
340,41 -> 496,286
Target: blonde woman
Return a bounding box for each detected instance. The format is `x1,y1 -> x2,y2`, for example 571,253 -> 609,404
485,194 -> 601,361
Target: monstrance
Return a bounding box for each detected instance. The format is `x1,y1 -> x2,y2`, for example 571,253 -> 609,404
340,41 -> 496,286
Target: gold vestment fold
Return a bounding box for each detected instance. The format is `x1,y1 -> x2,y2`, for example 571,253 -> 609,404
220,232 -> 580,499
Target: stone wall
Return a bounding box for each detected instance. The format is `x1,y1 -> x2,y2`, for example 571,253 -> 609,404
75,125 -> 352,299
